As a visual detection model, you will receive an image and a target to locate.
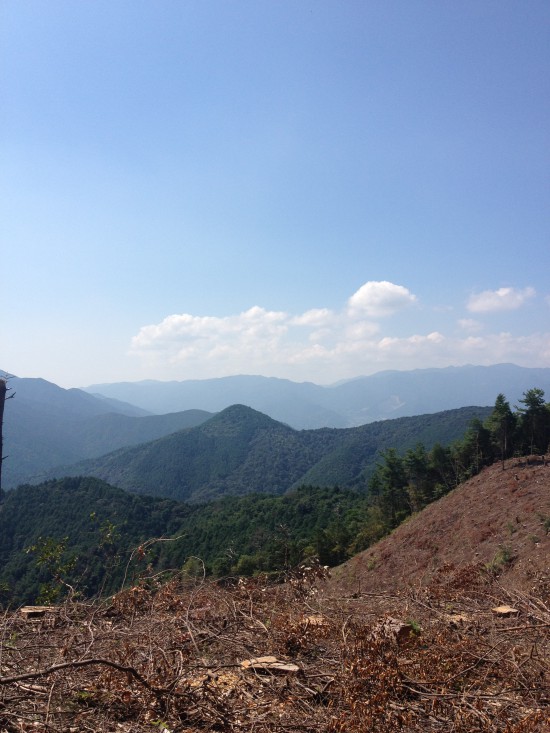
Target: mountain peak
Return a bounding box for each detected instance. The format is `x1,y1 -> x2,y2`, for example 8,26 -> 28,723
201,403 -> 292,434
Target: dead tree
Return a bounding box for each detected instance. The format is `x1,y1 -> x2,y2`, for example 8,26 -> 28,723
0,376 -> 15,498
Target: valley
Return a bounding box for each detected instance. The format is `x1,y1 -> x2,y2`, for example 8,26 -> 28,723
0,367 -> 549,730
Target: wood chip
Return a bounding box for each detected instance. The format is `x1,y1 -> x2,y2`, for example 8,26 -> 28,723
491,605 -> 519,617
446,613 -> 469,624
20,606 -> 57,620
240,656 -> 300,673
302,614 -> 328,627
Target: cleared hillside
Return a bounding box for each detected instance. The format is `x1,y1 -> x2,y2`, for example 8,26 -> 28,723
327,458 -> 550,597
1,457 -> 548,731
1,511 -> 548,732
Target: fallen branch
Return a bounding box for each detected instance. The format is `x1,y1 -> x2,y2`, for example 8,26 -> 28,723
495,623 -> 550,632
0,657 -> 157,693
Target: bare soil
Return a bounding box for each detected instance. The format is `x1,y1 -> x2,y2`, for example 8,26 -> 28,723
328,459 -> 550,599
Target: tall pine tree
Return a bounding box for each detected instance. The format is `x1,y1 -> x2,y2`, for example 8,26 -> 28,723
517,388 -> 550,455
485,393 -> 516,468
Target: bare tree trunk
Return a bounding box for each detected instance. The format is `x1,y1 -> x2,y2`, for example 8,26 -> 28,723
0,378 -> 7,496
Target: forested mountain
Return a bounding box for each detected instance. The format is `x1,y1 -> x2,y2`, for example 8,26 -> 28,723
1,388 -> 548,606
0,476 -> 374,605
88,375 -> 346,428
86,364 -> 550,428
0,477 -> 192,604
5,374 -> 148,418
4,365 -> 548,489
54,404 -> 491,502
1,374 -> 213,488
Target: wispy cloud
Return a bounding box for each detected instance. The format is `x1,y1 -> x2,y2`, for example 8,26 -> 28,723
457,318 -> 483,333
130,281 -> 550,382
467,286 -> 535,313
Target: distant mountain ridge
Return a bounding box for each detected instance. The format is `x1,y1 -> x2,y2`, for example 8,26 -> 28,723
4,364 -> 548,490
1,374 -> 213,488
85,364 -> 550,429
55,403 -> 491,503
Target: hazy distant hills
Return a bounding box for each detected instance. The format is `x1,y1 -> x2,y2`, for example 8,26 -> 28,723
86,364 -> 550,429
57,403 -> 491,503
3,363 -> 548,490
1,374 -> 213,488
88,375 -> 345,428
7,375 -> 149,418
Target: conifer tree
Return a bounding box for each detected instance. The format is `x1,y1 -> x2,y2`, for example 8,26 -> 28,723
377,448 -> 409,529
485,393 -> 516,468
517,388 -> 550,455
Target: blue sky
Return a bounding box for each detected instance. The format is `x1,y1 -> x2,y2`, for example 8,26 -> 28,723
1,1 -> 549,388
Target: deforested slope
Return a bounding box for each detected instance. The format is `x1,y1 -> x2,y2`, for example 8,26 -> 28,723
328,458 -> 550,597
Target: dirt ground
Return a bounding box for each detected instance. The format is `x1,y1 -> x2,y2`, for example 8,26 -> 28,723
328,459 -> 550,599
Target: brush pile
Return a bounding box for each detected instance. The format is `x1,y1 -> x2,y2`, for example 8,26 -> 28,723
0,560 -> 548,732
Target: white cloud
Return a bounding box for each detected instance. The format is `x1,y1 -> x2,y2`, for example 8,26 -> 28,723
344,321 -> 380,340
291,308 -> 334,327
347,280 -> 417,317
363,331 -> 550,373
132,307 -> 288,351
130,280 -> 550,383
457,318 -> 483,333
467,286 -> 535,313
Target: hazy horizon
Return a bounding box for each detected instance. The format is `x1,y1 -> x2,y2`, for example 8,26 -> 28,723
2,2 -> 549,389
4,362 -> 550,394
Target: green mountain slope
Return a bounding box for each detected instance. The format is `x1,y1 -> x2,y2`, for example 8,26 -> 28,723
0,476 -> 371,605
0,477 -> 192,604
56,404 -> 491,502
2,374 -> 213,487
87,375 -> 346,428
67,409 -> 214,459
